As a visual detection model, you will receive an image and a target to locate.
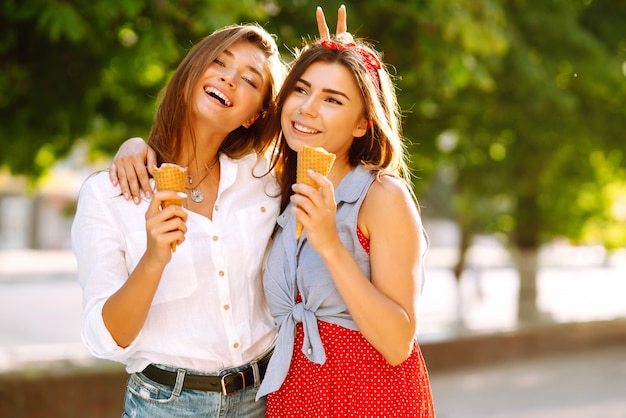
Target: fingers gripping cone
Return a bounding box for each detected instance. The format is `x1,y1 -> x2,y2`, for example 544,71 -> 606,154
152,163 -> 187,252
295,146 -> 336,240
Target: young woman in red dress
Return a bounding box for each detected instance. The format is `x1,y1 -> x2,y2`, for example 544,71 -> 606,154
257,32 -> 436,417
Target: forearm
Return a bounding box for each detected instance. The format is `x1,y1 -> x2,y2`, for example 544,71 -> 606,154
319,244 -> 417,365
102,254 -> 165,348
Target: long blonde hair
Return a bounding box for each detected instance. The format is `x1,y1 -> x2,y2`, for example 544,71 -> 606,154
148,24 -> 285,166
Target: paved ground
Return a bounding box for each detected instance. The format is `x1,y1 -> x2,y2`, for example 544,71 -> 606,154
1,248 -> 626,417
430,345 -> 626,418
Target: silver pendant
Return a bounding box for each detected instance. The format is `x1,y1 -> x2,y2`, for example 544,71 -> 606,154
190,189 -> 204,203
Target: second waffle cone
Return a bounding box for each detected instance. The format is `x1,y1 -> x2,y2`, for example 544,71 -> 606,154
152,163 -> 187,251
295,146 -> 336,240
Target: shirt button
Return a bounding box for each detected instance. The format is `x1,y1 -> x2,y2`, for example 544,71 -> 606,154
223,304 -> 230,310
260,206 -> 266,213
233,342 -> 239,349
218,270 -> 225,277
307,348 -> 312,355
212,235 -> 219,242
215,205 -> 219,211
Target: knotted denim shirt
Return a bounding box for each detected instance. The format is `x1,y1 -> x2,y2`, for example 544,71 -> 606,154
258,165 -> 384,398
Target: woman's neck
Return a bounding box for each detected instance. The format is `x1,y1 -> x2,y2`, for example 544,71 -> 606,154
179,128 -> 224,174
328,159 -> 353,188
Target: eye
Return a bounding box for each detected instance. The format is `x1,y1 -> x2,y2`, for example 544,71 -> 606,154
326,97 -> 343,105
213,58 -> 225,67
294,86 -> 307,94
242,77 -> 258,88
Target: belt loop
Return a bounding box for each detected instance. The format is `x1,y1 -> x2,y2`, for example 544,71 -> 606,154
251,360 -> 260,387
173,369 -> 186,396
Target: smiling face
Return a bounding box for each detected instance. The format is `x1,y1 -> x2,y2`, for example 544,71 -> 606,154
281,61 -> 368,159
189,40 -> 269,135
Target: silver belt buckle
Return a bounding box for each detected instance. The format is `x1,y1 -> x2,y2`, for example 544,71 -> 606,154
220,371 -> 246,396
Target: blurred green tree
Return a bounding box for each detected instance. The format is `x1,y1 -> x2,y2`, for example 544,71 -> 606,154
1,0 -> 625,322
0,0 -> 272,177
396,0 -> 626,321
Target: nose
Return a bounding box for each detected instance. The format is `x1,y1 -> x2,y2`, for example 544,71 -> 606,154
219,71 -> 236,88
299,96 -> 319,117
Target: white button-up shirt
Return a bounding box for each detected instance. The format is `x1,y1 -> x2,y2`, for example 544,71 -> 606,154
71,152 -> 280,374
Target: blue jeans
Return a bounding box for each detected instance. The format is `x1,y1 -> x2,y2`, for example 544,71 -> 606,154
122,363 -> 266,418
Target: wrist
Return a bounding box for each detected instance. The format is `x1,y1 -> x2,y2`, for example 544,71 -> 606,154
317,237 -> 346,263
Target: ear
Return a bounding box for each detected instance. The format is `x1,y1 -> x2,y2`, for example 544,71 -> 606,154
352,117 -> 369,138
242,112 -> 261,129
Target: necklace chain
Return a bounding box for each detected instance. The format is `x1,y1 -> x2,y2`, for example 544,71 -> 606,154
184,158 -> 219,203
187,158 -> 219,184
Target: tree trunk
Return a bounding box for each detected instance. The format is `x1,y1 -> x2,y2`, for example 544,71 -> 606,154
450,224 -> 473,326
452,225 -> 473,282
515,246 -> 540,322
512,191 -> 544,323
29,195 -> 42,249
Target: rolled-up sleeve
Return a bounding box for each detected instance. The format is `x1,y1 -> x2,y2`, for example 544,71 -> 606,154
71,174 -> 140,363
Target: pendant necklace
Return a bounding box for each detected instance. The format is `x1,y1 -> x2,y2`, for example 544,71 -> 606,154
185,158 -> 219,203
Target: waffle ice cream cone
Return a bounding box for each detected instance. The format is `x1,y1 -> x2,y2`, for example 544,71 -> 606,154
152,163 -> 187,251
295,146 -> 336,240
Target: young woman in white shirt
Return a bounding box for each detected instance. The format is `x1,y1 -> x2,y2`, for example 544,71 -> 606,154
72,8 -> 348,417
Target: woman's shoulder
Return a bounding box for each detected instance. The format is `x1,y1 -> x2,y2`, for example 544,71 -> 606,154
362,172 -> 420,225
225,151 -> 274,178
368,172 -> 412,201
223,150 -> 266,165
79,170 -> 124,200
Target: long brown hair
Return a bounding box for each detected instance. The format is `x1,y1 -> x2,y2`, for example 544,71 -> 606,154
265,39 -> 409,211
148,24 -> 285,166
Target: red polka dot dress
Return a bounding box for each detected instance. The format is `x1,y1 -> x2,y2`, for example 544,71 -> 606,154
265,228 -> 435,417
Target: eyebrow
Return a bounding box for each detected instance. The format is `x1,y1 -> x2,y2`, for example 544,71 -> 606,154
297,78 -> 351,101
222,49 -> 265,81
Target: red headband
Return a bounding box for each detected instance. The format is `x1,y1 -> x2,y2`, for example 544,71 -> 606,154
321,40 -> 382,92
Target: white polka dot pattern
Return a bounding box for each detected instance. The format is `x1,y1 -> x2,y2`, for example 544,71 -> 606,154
265,320 -> 435,417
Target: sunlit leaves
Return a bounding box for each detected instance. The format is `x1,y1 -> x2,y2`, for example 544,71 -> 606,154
0,0 -> 273,176
1,0 -> 625,253
579,153 -> 626,250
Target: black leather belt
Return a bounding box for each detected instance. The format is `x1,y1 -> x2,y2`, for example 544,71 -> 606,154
140,352 -> 271,395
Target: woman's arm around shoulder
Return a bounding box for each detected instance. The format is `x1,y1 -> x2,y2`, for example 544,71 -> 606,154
109,137 -> 157,204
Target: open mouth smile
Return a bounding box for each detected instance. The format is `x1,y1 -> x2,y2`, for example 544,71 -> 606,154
293,122 -> 320,134
204,86 -> 233,107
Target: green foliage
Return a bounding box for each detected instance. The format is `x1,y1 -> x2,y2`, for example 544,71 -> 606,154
579,151 -> 626,250
0,0 -> 271,177
1,0 -> 625,252
411,0 -> 626,250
